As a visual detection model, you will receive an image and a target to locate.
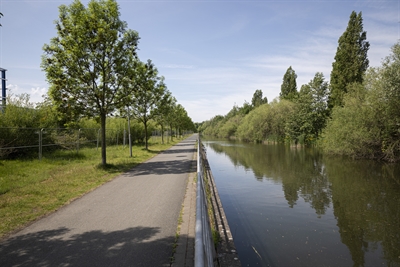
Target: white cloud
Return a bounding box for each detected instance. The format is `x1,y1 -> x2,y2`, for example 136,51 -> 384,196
6,83 -> 21,93
181,92 -> 251,123
31,87 -> 47,96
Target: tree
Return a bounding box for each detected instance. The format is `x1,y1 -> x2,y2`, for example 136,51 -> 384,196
41,0 -> 139,166
0,12 -> 3,27
304,72 -> 329,139
238,100 -> 253,115
379,42 -> 400,161
329,11 -> 369,109
251,89 -> 268,108
153,92 -> 174,144
280,66 -> 298,101
321,82 -> 380,159
126,60 -> 169,150
286,73 -> 329,145
174,104 -> 195,135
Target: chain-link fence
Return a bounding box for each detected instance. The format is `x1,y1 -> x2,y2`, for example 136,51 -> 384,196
0,127 -> 136,159
1,127 -> 195,160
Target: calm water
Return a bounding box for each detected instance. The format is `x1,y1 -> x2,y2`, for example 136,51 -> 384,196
203,138 -> 400,267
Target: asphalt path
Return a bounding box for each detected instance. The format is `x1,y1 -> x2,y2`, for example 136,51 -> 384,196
0,134 -> 198,267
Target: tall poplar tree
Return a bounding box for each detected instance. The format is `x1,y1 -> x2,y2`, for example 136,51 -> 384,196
329,11 -> 369,109
42,0 -> 139,166
280,66 -> 298,101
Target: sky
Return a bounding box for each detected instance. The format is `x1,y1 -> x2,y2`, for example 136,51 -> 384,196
0,0 -> 399,123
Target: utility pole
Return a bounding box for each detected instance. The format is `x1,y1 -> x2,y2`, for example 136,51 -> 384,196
0,68 -> 6,113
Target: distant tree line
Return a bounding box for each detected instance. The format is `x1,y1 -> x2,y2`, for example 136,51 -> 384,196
199,11 -> 400,162
0,0 -> 195,164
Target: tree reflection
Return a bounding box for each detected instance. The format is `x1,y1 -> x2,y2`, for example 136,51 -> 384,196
207,142 -> 331,215
326,158 -> 400,267
205,140 -> 400,266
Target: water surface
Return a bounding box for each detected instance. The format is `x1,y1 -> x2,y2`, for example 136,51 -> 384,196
203,138 -> 400,267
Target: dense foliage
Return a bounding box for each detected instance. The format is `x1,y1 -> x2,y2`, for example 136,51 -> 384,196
322,43 -> 400,162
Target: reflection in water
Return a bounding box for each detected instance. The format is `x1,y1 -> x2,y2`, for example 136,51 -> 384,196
204,139 -> 400,267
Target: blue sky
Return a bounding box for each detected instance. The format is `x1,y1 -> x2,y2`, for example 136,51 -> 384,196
0,0 -> 398,122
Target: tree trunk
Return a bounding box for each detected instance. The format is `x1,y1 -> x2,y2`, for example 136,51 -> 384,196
144,120 -> 148,150
161,124 -> 164,144
100,113 -> 107,166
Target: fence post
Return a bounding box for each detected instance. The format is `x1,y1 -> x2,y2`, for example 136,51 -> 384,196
38,129 -> 41,160
39,128 -> 44,160
77,129 -> 81,153
123,128 -> 126,147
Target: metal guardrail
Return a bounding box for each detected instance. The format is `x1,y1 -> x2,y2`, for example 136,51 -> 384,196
195,136 -> 217,267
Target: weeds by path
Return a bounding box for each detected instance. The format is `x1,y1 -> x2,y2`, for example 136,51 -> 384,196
0,139 -> 181,239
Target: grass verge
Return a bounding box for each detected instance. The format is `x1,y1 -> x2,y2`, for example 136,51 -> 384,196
0,139 -> 182,239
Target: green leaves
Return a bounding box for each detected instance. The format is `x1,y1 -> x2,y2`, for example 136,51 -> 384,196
42,0 -> 139,118
280,66 -> 298,101
251,89 -> 268,108
286,73 -> 329,145
329,11 -> 370,109
126,60 -> 167,121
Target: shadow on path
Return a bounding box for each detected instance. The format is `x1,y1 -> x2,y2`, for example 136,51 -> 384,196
0,226 -> 189,267
161,148 -> 196,154
124,159 -> 197,176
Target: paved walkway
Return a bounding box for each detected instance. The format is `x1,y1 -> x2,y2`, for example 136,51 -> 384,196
0,134 -> 198,267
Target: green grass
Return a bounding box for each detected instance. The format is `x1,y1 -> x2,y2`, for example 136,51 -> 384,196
0,139 -> 182,239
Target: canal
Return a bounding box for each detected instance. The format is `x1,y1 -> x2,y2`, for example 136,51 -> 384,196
203,137 -> 400,267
